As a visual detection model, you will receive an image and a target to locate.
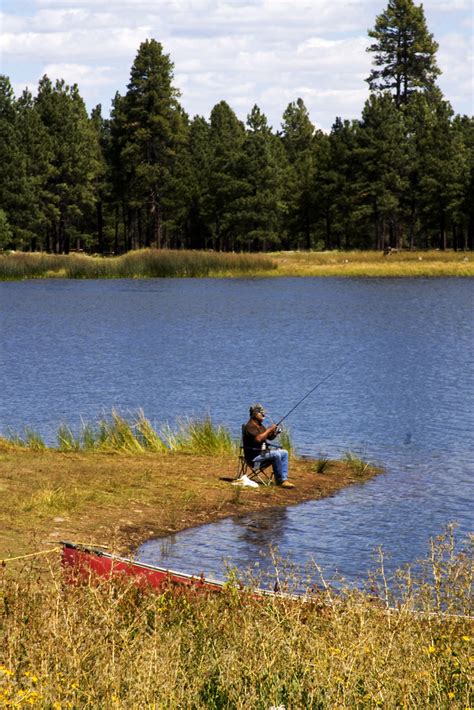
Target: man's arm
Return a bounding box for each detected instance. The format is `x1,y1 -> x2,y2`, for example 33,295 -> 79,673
254,424 -> 278,443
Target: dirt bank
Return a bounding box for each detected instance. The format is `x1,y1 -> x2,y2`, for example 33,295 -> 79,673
0,447 -> 381,560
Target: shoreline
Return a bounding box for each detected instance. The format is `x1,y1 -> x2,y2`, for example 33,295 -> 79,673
0,448 -> 381,560
0,248 -> 472,280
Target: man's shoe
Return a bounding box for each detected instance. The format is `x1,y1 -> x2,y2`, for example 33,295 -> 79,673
279,480 -> 295,489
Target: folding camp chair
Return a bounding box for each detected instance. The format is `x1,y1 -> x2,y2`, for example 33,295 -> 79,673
235,425 -> 279,486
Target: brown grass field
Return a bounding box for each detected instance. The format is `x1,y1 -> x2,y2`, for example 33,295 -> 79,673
1,445 -> 472,708
0,445 -> 376,560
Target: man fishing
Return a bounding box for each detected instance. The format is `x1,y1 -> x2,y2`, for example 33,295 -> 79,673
243,403 -> 295,489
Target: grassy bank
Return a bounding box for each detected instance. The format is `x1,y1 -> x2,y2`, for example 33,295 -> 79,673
271,249 -> 474,278
1,416 -> 472,707
0,414 -> 376,559
1,529 -> 472,708
0,249 -> 276,280
0,248 -> 472,280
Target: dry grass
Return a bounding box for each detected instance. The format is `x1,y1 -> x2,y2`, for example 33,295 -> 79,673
0,444 -> 379,561
1,528 -> 472,708
270,250 -> 474,278
0,437 -> 471,707
0,249 -> 276,280
0,249 -> 472,280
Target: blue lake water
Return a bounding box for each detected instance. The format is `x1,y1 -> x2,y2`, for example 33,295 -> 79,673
1,277 -> 472,584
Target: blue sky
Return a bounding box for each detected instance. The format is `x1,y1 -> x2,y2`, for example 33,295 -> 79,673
1,0 -> 472,131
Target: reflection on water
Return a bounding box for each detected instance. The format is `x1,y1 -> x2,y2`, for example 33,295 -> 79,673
1,277 -> 473,583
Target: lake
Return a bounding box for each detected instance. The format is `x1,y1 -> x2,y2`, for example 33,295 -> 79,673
1,277 -> 472,584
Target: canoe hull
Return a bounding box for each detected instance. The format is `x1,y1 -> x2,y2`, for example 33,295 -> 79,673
61,542 -> 225,593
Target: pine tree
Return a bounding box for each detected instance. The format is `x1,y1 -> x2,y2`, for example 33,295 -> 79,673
112,39 -> 189,249
354,94 -> 409,249
367,0 -> 440,107
204,101 -> 246,251
234,105 -> 285,251
186,116 -> 213,249
327,117 -> 364,249
280,98 -> 316,249
34,76 -> 100,253
0,76 -> 23,249
413,93 -> 470,249
15,89 -> 54,250
89,105 -> 111,254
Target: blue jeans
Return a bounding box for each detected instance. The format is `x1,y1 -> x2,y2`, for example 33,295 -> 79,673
252,449 -> 289,484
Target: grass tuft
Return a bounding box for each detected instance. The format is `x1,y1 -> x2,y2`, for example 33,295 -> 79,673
312,454 -> 331,473
165,416 -> 238,455
21,486 -> 84,514
4,427 -> 46,450
343,450 -> 370,476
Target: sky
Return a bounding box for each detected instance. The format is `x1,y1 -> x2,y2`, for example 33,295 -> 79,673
1,0 -> 472,132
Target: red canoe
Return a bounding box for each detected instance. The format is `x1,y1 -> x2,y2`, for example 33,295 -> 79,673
61,541 -> 227,593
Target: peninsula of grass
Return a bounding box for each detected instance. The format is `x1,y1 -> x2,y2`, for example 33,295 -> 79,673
0,413 -> 378,559
1,416 -> 472,708
0,248 -> 472,280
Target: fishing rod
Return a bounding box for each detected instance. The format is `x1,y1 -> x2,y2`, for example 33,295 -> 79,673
275,362 -> 346,428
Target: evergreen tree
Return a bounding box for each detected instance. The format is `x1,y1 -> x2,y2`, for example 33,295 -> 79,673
204,101 -> 246,251
354,94 -> 409,249
111,39 -> 189,249
15,89 -> 54,250
367,0 -> 440,107
88,105 -> 111,253
186,115 -> 213,249
456,116 -> 474,251
414,93 -> 470,249
0,76 -> 23,249
233,105 -> 285,251
280,98 -> 316,249
34,76 -> 100,253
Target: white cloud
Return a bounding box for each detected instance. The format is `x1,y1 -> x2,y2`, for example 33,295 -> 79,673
1,0 -> 472,130
42,63 -> 114,87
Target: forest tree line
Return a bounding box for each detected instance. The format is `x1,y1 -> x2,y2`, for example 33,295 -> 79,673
0,0 -> 472,254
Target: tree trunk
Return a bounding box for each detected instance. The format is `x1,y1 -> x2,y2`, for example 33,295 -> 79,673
114,205 -> 119,255
439,212 -> 446,250
97,201 -> 104,254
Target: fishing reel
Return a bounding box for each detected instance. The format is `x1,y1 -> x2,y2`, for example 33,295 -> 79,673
274,426 -> 283,436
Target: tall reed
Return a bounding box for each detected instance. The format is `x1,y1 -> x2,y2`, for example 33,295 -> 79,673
11,411 -> 244,456
0,249 -> 276,280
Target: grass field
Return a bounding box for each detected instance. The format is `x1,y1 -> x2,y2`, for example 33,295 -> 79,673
1,526 -> 472,708
0,248 -> 472,280
1,415 -> 472,708
0,449 -> 376,561
270,249 -> 474,278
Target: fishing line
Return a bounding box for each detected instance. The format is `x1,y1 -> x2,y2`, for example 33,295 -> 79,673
275,361 -> 347,428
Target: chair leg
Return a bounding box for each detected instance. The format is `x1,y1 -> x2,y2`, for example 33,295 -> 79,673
248,463 -> 274,486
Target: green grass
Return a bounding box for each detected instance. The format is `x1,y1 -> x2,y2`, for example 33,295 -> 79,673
0,249 -> 276,280
7,411 -> 242,456
271,249 -> 474,277
5,413 -> 298,459
312,454 -> 331,473
1,248 -> 472,280
343,450 -> 370,476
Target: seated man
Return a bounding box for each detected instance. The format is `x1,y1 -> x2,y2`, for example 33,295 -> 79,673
243,403 -> 294,488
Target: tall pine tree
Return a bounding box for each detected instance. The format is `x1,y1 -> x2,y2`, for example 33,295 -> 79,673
367,0 -> 440,107
110,39 -> 189,249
